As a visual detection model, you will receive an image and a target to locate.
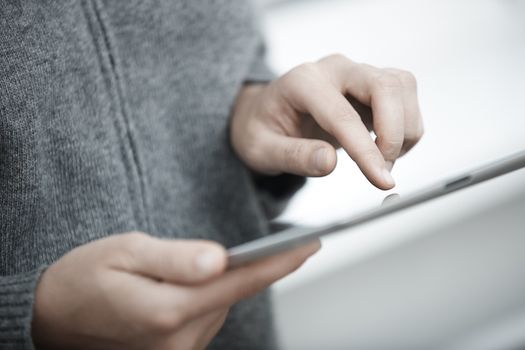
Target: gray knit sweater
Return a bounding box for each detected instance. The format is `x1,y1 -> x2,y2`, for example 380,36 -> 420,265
0,1 -> 305,349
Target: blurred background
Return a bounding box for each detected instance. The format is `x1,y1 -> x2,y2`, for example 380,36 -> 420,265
253,0 -> 525,349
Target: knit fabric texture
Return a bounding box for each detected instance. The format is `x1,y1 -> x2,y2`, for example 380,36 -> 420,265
0,1 -> 305,349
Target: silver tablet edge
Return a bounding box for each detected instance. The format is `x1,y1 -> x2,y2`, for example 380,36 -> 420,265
227,150 -> 525,268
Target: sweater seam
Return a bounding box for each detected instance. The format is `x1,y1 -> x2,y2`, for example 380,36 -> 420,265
83,0 -> 151,232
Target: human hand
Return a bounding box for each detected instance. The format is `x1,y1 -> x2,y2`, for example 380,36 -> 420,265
230,54 -> 423,190
31,232 -> 320,350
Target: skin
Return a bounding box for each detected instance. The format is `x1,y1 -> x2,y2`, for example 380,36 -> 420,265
32,54 -> 423,349
32,232 -> 321,349
230,54 -> 423,188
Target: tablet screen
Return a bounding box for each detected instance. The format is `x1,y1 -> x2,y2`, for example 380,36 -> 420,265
228,150 -> 525,268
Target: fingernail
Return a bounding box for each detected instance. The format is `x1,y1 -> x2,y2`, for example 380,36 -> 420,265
312,148 -> 328,173
382,168 -> 396,188
195,251 -> 222,275
385,160 -> 394,171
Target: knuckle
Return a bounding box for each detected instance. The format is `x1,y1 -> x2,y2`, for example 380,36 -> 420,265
122,231 -> 147,248
120,231 -> 149,255
283,143 -> 305,170
296,62 -> 320,75
286,62 -> 321,83
372,72 -> 403,92
397,70 -> 417,88
279,71 -> 305,97
385,68 -> 417,88
321,53 -> 348,64
280,62 -> 324,98
262,98 -> 284,119
125,231 -> 148,241
378,136 -> 404,154
382,137 -> 404,148
279,72 -> 296,90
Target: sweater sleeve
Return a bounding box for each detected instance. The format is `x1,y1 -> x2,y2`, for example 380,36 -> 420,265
243,40 -> 276,84
243,36 -> 307,219
252,172 -> 307,220
0,267 -> 46,350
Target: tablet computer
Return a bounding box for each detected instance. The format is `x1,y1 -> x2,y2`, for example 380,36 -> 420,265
227,150 -> 525,268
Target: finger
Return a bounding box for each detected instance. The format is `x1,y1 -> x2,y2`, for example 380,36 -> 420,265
111,232 -> 227,284
193,309 -> 229,350
156,308 -> 228,350
181,239 -> 321,319
383,68 -> 424,157
128,241 -> 320,333
280,64 -> 395,189
156,309 -> 228,350
347,96 -> 373,131
297,114 -> 341,148
331,61 -> 406,167
260,130 -> 337,177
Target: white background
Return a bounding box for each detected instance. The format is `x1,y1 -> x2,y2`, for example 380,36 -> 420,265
256,0 -> 525,348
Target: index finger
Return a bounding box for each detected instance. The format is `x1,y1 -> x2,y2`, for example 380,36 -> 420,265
319,57 -> 406,170
279,64 -> 395,189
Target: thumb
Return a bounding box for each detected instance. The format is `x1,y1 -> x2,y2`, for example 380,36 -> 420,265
264,133 -> 337,177
113,232 -> 227,284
